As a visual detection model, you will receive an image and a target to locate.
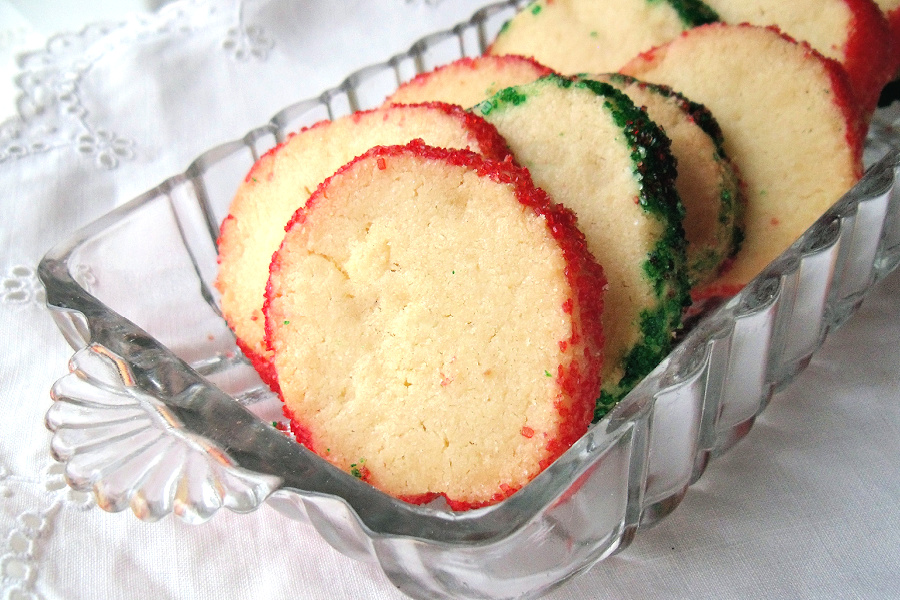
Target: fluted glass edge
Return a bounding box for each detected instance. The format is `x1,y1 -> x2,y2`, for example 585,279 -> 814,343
37,1 -> 900,598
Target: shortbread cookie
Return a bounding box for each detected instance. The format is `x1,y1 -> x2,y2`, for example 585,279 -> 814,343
215,103 -> 512,390
702,0 -> 893,115
590,73 -> 744,290
621,23 -> 865,298
264,141 -> 606,510
487,0 -> 718,75
384,54 -> 553,108
472,74 -> 690,417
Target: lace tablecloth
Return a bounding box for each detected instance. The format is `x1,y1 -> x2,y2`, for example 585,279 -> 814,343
1,1 -> 899,598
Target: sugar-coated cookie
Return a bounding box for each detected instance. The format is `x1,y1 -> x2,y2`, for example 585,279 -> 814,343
384,54 -> 553,108
472,74 -> 689,417
702,0 -> 893,115
621,24 -> 865,298
487,0 -> 717,75
589,73 -> 744,290
874,0 -> 900,75
264,140 -> 606,509
215,102 -> 511,390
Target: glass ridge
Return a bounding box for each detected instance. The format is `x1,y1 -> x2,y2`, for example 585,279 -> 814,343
37,1 -> 900,598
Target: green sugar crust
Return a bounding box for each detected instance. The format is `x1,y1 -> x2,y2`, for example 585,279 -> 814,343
604,73 -> 724,148
507,0 -> 718,30
601,73 -> 745,287
474,74 -> 691,420
652,0 -> 719,28
575,77 -> 690,418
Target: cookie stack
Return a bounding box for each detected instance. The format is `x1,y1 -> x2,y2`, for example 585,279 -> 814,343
216,0 -> 893,509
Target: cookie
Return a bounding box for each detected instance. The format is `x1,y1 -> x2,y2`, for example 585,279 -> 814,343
487,0 -> 717,75
384,54 -> 553,108
472,74 -> 690,416
589,73 -> 744,290
215,102 -> 512,389
621,23 -> 865,297
702,0 -> 893,114
264,140 -> 606,509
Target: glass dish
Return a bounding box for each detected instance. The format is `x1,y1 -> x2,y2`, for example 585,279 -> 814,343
38,1 -> 900,598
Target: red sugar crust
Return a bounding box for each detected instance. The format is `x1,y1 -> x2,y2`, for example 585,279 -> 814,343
885,5 -> 900,74
243,134 -> 293,185
235,337 -> 280,395
818,49 -> 867,179
281,404 -> 314,449
758,24 -> 866,176
398,55 -> 554,87
841,0 -> 895,114
623,23 -> 866,303
265,139 -> 606,510
239,102 -> 511,209
216,101 -> 515,395
690,282 -> 744,304
388,54 -> 554,100
363,101 -> 514,162
626,23 -> 866,176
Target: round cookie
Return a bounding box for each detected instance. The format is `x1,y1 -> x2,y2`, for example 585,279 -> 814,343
215,102 -> 512,390
471,74 -> 690,418
589,73 -> 744,290
621,23 -> 865,298
487,0 -> 718,75
384,54 -> 553,109
701,0 -> 894,115
264,140 -> 606,510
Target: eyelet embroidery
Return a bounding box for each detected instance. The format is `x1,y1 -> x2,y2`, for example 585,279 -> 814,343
0,460 -> 95,600
75,129 -> 135,170
0,0 -> 276,171
1,266 -> 45,306
2,22 -> 133,168
222,24 -> 273,61
42,463 -> 94,512
0,506 -> 59,600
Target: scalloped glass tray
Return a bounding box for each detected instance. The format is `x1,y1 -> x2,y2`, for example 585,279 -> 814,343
37,1 -> 900,599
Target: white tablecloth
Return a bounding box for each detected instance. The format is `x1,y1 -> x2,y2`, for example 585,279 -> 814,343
1,1 -> 898,598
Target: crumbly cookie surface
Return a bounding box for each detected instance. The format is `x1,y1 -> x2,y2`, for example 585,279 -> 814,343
702,0 -> 893,114
265,141 -> 605,509
622,23 -> 864,296
488,0 -> 717,74
384,54 -> 553,109
591,73 -> 744,290
473,74 -> 689,415
215,102 -> 511,388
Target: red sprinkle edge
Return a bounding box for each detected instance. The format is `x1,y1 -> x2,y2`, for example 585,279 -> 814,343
264,139 -> 607,511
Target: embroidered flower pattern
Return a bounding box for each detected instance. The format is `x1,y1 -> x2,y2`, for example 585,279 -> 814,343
1,510 -> 56,600
0,462 -> 95,598
43,462 -> 94,511
0,464 -> 95,599
1,0 -> 220,170
0,118 -> 56,163
76,129 -> 135,170
222,24 -> 273,61
1,266 -> 45,306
